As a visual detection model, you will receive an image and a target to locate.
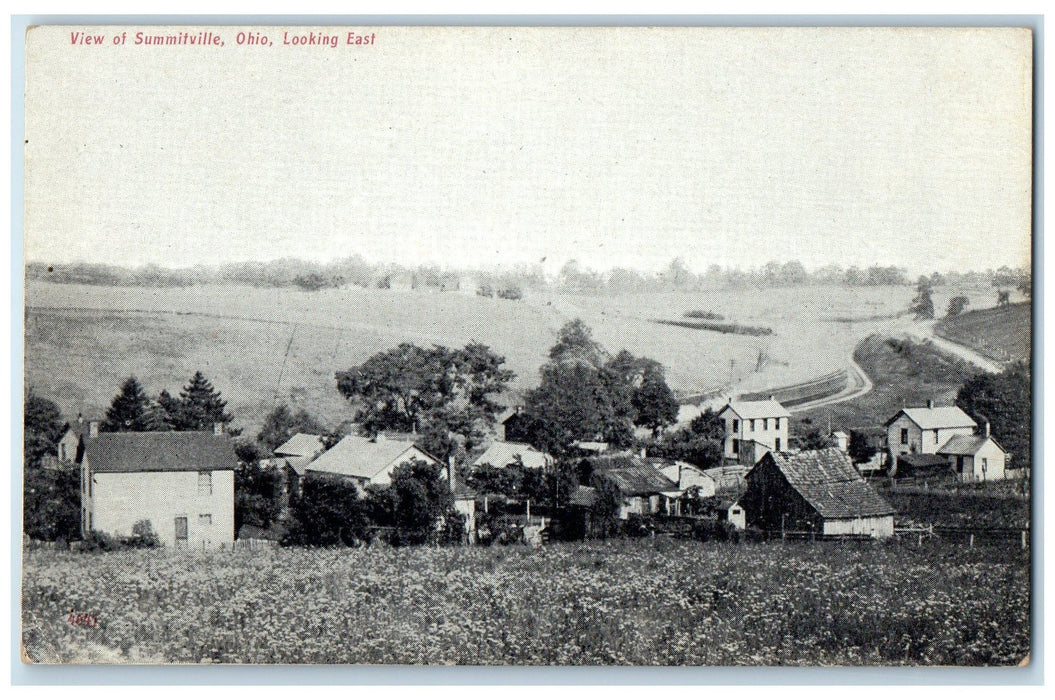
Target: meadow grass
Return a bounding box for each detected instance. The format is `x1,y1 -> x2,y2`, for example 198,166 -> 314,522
22,538 -> 1029,666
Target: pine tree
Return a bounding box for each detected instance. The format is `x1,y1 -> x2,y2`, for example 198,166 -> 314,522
103,376 -> 152,432
174,371 -> 232,431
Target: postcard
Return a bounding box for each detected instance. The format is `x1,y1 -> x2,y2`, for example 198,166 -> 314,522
21,24 -> 1032,666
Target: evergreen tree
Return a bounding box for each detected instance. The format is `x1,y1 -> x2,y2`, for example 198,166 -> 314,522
173,371 -> 232,431
103,376 -> 152,432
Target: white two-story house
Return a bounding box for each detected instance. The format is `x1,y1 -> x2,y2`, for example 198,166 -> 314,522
719,399 -> 791,463
883,402 -> 977,464
80,423 -> 237,549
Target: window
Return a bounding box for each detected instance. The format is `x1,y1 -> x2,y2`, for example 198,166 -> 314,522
60,443 -> 66,461
775,437 -> 781,451
199,514 -> 212,526
763,418 -> 769,430
774,418 -> 780,430
732,419 -> 739,432
981,458 -> 988,473
749,419 -> 755,432
934,431 -> 939,444
732,439 -> 740,454
901,428 -> 909,445
198,471 -> 212,495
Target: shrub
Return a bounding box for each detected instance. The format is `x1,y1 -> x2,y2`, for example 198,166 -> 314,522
497,286 -> 523,300
127,520 -> 160,548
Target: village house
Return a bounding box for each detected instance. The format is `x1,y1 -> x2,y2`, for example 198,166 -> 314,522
583,454 -> 680,519
267,432 -> 326,476
472,440 -> 552,471
736,447 -> 894,538
304,434 -> 445,488
718,398 -> 791,461
884,401 -> 976,468
936,422 -> 1010,483
79,422 -> 237,549
57,419 -> 91,465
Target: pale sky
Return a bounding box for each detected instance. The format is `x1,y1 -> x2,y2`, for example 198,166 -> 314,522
24,26 -> 1033,275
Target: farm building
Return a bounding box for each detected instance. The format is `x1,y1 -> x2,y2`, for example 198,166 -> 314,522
273,432 -> 325,474
79,424 -> 237,549
472,441 -> 552,471
56,417 -> 96,465
702,464 -> 750,498
884,402 -> 976,468
737,448 -> 894,538
719,399 -> 791,460
496,406 -> 530,443
305,434 -> 445,487
658,461 -> 716,498
937,426 -> 1009,483
585,455 -> 679,519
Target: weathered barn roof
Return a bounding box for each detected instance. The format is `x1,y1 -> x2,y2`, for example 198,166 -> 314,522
597,462 -> 678,497
885,406 -> 976,430
84,431 -> 238,473
720,399 -> 791,420
473,441 -> 551,470
760,448 -> 893,519
274,433 -> 324,458
306,435 -> 439,481
938,435 -> 1006,456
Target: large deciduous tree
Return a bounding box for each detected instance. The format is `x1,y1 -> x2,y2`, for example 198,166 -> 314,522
956,362 -> 1031,470
336,342 -> 514,460
523,320 -> 679,454
24,390 -> 66,469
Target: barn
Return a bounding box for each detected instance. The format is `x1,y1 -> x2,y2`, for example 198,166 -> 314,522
738,447 -> 894,538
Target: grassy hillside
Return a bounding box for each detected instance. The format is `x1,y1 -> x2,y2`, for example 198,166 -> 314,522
793,334 -> 981,432
935,302 -> 1031,364
25,281 -> 936,434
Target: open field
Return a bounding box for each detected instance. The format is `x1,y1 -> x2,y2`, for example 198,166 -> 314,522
22,539 -> 1029,666
935,302 -> 1032,365
27,281 -> 993,434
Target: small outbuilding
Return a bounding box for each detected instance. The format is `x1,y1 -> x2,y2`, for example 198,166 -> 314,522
937,430 -> 1009,483
738,447 -> 894,538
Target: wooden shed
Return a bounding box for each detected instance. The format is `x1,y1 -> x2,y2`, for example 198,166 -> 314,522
739,447 -> 894,538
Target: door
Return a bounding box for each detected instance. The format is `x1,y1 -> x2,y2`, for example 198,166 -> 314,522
174,516 -> 188,549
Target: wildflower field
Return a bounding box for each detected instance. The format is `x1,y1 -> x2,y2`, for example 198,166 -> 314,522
22,539 -> 1029,666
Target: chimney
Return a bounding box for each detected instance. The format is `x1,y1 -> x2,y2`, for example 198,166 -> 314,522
213,422 -> 224,436
980,418 -> 990,438
88,421 -> 99,438
769,395 -> 775,401
927,400 -> 934,409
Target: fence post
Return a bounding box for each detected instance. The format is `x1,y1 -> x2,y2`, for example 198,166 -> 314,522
969,533 -> 974,548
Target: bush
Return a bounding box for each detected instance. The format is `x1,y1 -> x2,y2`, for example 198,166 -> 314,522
497,286 -> 523,300
128,520 -> 160,548
692,518 -> 739,543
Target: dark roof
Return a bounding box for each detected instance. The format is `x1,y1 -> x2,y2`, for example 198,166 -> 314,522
604,467 -> 677,496
85,431 -> 238,473
759,448 -> 893,519
897,453 -> 949,469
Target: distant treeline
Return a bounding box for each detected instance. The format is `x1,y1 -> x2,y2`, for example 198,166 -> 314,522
26,257 -> 1030,295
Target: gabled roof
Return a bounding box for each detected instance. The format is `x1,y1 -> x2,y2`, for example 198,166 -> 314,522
885,406 -> 976,430
498,407 -> 525,424
591,456 -> 678,496
720,399 -> 791,420
703,465 -> 750,495
274,433 -> 324,458
84,431 -> 238,473
306,436 -> 439,481
938,435 -> 1006,456
757,448 -> 893,519
472,441 -> 551,470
